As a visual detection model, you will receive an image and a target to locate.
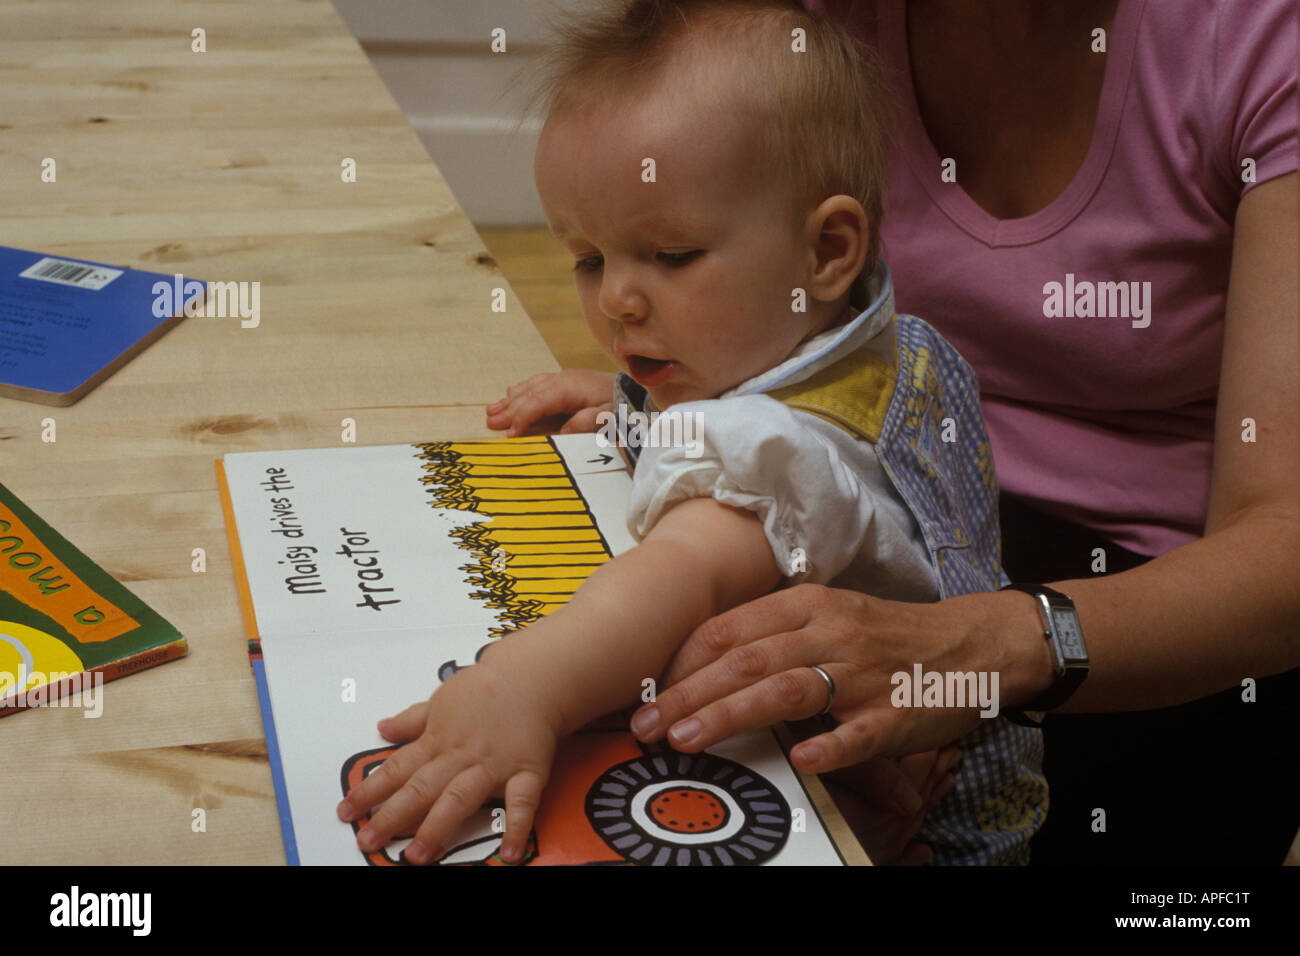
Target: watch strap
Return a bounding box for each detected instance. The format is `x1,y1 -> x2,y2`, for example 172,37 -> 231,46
1001,582 -> 1090,722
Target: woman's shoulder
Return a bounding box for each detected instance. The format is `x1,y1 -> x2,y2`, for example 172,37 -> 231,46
1131,0 -> 1297,195
1133,0 -> 1295,86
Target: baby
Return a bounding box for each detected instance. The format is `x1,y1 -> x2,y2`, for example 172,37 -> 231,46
339,0 -> 1046,865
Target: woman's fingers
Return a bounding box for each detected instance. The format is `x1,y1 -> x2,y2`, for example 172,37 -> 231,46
845,747 -> 959,815
927,746 -> 963,806
820,758 -> 931,865
934,770 -> 958,804
823,754 -> 925,816
893,749 -> 944,809
634,589 -> 890,750
821,750 -> 961,864
657,584 -> 827,688
632,628 -> 836,743
640,661 -> 849,753
790,713 -> 889,773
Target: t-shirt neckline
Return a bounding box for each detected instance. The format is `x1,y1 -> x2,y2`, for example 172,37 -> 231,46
878,0 -> 1145,247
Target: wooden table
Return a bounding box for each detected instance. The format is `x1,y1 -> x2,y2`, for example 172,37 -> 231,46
0,0 -> 865,865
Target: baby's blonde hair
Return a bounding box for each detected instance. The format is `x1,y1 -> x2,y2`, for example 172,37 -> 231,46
521,0 -> 897,274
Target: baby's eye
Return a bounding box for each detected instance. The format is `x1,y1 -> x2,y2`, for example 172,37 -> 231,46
573,255 -> 603,273
657,250 -> 703,266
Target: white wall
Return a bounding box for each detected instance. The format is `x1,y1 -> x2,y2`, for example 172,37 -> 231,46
332,0 -> 587,227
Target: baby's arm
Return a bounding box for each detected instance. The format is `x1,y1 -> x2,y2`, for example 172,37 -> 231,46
337,495 -> 780,864
503,496 -> 782,734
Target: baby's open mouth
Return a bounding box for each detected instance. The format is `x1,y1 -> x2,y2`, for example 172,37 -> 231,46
626,355 -> 676,386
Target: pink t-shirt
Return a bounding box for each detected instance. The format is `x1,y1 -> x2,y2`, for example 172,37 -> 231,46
804,0 -> 1298,556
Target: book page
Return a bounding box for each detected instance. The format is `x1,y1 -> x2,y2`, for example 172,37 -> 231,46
222,434 -> 845,865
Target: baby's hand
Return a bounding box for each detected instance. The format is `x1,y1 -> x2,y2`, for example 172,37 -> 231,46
486,369 -> 615,437
336,664 -> 561,864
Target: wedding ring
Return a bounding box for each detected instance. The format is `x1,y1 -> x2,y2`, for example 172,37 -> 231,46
810,665 -> 836,717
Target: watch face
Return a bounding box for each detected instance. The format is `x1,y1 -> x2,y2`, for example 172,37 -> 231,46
1050,608 -> 1086,659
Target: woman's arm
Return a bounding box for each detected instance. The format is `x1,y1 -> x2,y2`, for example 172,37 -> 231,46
1043,172 -> 1299,710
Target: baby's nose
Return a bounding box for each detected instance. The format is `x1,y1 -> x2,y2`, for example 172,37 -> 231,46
598,280 -> 648,324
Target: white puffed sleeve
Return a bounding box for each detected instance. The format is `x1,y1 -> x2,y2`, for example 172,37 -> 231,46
626,394 -> 940,600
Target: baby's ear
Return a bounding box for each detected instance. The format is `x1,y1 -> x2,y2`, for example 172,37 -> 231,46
807,195 -> 870,304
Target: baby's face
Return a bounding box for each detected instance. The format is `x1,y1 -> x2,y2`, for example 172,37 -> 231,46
535,81 -> 827,409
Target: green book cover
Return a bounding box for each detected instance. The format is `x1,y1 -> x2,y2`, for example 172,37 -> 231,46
0,480 -> 186,715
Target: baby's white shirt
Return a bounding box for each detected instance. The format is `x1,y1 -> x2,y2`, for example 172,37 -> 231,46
624,265 -> 941,603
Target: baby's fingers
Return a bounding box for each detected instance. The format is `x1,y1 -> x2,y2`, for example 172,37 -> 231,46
484,376 -> 550,434
499,771 -> 545,864
559,402 -> 614,435
338,736 -> 437,822
493,372 -> 612,437
376,699 -> 430,743
486,375 -> 548,430
351,753 -> 454,854
404,765 -> 495,865
495,373 -> 552,408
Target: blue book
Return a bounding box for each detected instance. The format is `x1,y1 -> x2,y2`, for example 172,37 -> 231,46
0,245 -> 206,406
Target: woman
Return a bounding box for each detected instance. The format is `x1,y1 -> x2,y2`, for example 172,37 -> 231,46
626,0 -> 1299,865
489,0 -> 1296,864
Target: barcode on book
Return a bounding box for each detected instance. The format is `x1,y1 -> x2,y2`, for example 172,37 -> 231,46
18,257 -> 123,291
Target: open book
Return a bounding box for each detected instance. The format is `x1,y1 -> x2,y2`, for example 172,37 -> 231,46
217,433 -> 848,865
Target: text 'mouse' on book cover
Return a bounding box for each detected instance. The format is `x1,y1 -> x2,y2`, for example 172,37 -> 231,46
0,480 -> 187,715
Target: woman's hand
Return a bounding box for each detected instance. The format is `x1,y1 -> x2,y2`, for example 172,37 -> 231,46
486,369 -> 616,437
631,582 -> 1049,774
336,664 -> 562,865
819,747 -> 962,865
